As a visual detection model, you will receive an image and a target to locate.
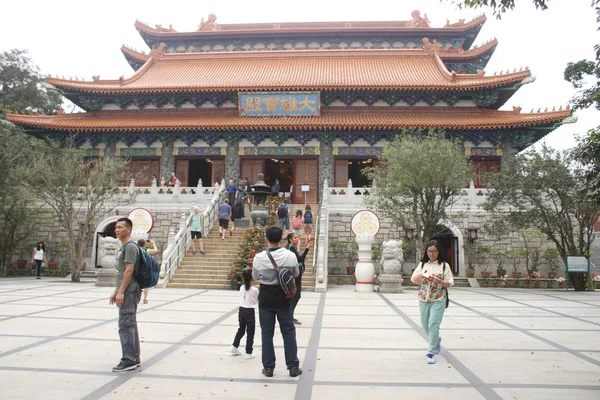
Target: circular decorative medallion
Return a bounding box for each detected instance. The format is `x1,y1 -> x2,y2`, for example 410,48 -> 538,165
127,208 -> 155,233
350,210 -> 380,236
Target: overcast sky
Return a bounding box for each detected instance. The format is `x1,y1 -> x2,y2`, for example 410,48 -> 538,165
2,0 -> 599,151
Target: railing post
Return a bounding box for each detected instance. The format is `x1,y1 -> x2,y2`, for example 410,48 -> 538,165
129,178 -> 135,195
347,179 -> 353,198
174,179 -> 181,200
151,177 -> 158,196
180,213 -> 187,232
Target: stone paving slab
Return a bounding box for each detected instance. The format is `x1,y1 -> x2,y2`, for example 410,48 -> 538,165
0,277 -> 599,399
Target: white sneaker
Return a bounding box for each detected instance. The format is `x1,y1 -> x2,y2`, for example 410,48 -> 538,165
229,345 -> 241,355
245,353 -> 255,359
427,354 -> 436,364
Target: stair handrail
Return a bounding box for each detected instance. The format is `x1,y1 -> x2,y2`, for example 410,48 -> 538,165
202,179 -> 227,237
159,213 -> 190,287
314,179 -> 330,292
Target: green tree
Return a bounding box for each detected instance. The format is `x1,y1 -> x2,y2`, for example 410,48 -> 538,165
0,123 -> 45,275
448,0 -> 600,203
483,144 -> 599,291
0,49 -> 62,118
363,131 -> 473,247
19,142 -> 132,282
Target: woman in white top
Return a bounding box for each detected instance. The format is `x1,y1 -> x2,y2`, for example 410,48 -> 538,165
31,241 -> 48,280
229,268 -> 258,359
410,240 -> 454,365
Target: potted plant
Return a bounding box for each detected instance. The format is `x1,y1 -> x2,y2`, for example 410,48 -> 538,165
592,274 -> 600,289
492,246 -> 507,277
329,240 -> 346,272
556,276 -> 566,288
344,239 -> 358,275
529,270 -> 540,288
481,271 -> 492,287
542,247 -> 561,279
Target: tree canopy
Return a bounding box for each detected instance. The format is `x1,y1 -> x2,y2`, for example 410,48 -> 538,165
451,0 -> 549,18
363,131 -> 473,247
0,49 -> 62,118
483,144 -> 599,291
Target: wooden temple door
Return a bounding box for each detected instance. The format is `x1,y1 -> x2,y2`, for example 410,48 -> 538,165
175,160 -> 189,186
334,159 -> 348,187
294,159 -> 318,204
240,159 -> 264,185
120,160 -> 160,186
212,160 -> 225,185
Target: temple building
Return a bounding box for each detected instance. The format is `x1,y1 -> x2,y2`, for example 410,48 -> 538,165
7,12 -> 574,204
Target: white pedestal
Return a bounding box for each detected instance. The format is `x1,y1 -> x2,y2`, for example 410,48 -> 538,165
355,235 -> 375,292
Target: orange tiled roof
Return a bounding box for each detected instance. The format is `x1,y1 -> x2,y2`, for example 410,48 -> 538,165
134,15 -> 486,36
6,108 -> 572,132
47,49 -> 529,94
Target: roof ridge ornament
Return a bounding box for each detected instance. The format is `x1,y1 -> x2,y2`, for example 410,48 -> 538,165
149,43 -> 166,59
512,106 -> 521,114
422,38 -> 440,55
410,10 -> 431,28
198,14 -> 217,32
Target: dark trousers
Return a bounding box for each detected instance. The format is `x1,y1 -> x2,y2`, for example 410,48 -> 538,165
232,307 -> 256,354
259,302 -> 299,370
34,260 -> 42,277
292,270 -> 303,317
118,289 -> 141,365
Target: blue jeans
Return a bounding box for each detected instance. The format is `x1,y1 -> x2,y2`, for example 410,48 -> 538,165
419,300 -> 446,354
259,303 -> 299,370
279,216 -> 289,231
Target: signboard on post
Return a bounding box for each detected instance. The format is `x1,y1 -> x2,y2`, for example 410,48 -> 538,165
565,255 -> 590,291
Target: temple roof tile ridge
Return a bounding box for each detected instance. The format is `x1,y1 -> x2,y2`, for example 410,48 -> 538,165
134,14 -> 486,36
46,47 -> 530,94
5,107 -> 572,132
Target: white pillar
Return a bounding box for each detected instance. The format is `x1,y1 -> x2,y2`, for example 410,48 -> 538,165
355,235 -> 375,292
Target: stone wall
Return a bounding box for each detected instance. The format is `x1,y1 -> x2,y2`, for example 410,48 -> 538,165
13,209 -> 189,270
326,211 -> 563,277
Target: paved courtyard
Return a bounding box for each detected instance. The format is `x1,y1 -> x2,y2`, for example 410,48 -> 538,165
0,278 -> 599,399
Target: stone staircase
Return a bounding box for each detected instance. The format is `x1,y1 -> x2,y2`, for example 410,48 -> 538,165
453,277 -> 471,287
167,203 -> 317,290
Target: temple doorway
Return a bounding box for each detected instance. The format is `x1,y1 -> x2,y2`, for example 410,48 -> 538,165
175,158 -> 225,186
265,159 -> 293,194
430,226 -> 459,275
334,158 -> 378,187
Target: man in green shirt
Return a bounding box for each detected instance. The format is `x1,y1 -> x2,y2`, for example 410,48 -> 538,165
187,207 -> 206,255
110,217 -> 141,372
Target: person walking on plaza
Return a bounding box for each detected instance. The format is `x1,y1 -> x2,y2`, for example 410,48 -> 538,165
229,268 -> 258,359
218,198 -> 232,240
252,226 -> 302,378
410,239 -> 454,365
110,217 -> 142,372
31,241 -> 48,280
286,233 -> 313,325
187,207 -> 206,255
137,238 -> 158,305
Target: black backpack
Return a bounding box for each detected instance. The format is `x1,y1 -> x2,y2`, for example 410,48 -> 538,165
277,204 -> 287,219
266,251 -> 297,299
123,241 -> 160,289
304,210 -> 312,224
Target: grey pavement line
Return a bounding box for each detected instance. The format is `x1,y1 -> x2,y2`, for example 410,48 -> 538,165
1,364 -> 599,392
0,283 -> 77,295
450,299 -> 600,368
531,291 -> 600,308
460,288 -> 600,327
0,289 -> 209,360
81,306 -> 239,400
0,297 -> 103,323
295,293 -> 326,400
378,293 -> 503,400
0,286 -> 98,304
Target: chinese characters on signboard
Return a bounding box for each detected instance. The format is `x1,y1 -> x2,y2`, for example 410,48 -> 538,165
239,92 -> 320,116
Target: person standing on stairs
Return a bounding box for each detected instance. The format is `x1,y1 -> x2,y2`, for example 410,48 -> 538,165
187,207 -> 206,255
286,233 -> 313,325
218,198 -> 232,240
137,238 -> 159,305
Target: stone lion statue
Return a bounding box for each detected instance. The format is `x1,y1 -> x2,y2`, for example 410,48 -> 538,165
98,236 -> 120,269
379,240 -> 404,274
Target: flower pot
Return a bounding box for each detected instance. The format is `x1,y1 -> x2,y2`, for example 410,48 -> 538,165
496,269 -> 506,277
346,267 -> 355,275
466,268 -> 475,278
547,281 -> 554,289
230,282 -> 241,290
